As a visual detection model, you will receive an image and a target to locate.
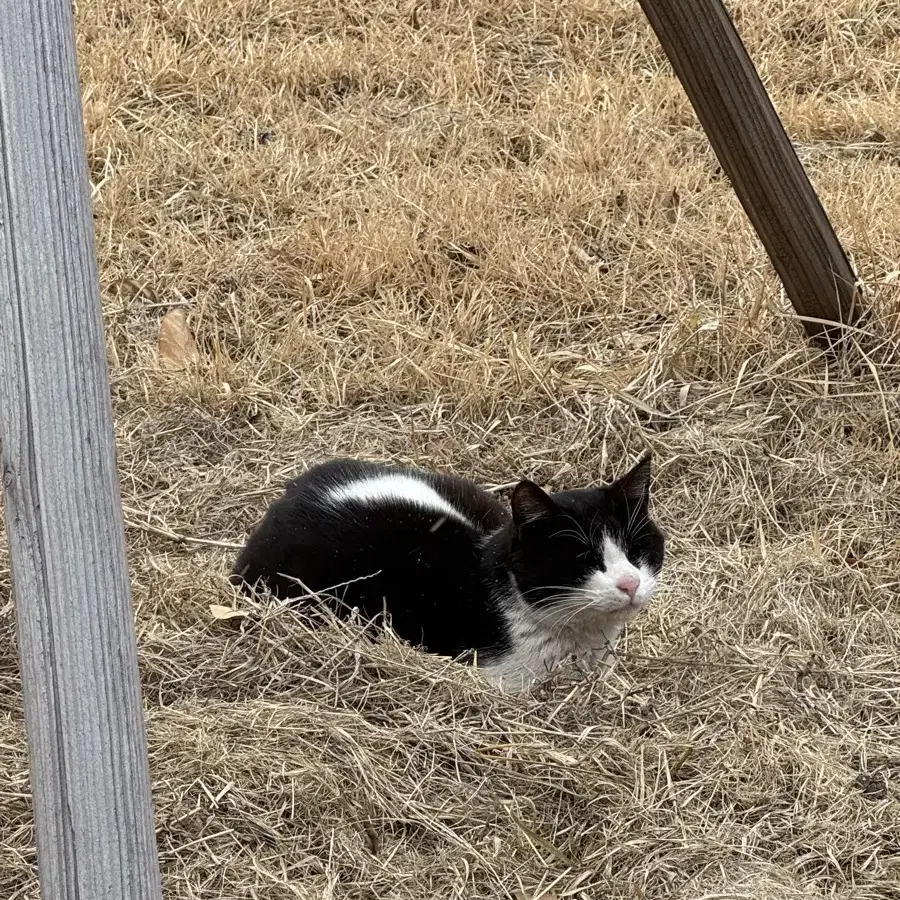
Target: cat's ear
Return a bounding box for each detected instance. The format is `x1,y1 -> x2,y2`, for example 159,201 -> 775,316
612,453 -> 652,507
511,480 -> 557,528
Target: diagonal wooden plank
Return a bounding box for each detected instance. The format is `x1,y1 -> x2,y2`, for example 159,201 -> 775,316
638,0 -> 862,348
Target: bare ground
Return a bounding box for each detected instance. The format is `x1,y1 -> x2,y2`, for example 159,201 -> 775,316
2,0 -> 900,897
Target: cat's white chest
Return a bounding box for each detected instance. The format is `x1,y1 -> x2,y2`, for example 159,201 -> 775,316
480,598 -> 625,693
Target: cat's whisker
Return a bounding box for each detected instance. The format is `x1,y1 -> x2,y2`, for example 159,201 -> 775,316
520,584 -> 603,600
588,512 -> 607,549
526,604 -> 589,631
536,598 -> 610,635
549,527 -> 592,547
530,594 -> 604,618
625,495 -> 649,540
626,512 -> 652,541
569,516 -> 593,548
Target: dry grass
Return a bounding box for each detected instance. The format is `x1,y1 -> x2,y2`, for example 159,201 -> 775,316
2,0 -> 900,896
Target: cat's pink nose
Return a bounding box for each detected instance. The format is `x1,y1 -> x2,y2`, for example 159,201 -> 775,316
616,574 -> 640,602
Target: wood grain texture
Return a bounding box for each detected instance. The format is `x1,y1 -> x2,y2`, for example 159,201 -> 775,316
637,0 -> 861,346
0,2 -> 163,898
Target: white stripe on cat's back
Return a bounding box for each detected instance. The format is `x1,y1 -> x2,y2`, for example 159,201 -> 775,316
326,474 -> 472,525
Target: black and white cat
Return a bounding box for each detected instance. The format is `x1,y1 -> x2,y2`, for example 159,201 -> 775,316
231,455 -> 664,691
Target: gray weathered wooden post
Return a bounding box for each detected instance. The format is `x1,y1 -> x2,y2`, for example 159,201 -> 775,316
637,0 -> 862,349
0,2 -> 163,898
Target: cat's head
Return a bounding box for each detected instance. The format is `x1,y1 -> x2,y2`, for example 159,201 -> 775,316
506,454 -> 664,622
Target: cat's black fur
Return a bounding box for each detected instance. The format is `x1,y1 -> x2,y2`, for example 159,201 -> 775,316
231,456 -> 664,680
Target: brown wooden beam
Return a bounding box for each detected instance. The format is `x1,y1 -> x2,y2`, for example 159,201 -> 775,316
637,0 -> 862,348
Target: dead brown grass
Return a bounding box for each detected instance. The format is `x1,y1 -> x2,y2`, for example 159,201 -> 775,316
2,0 -> 900,896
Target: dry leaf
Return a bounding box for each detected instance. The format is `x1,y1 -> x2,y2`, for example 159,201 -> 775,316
862,127 -> 887,143
209,604 -> 249,621
618,330 -> 658,350
544,750 -> 579,767
571,245 -> 609,271
158,309 -> 199,371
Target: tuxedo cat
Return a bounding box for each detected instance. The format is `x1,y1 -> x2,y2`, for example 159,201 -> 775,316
231,455 -> 664,691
